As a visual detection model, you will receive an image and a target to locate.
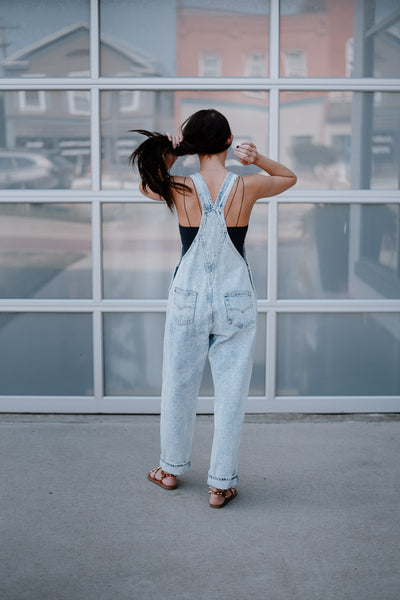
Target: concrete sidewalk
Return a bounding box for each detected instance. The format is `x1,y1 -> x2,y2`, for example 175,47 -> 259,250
0,414 -> 399,600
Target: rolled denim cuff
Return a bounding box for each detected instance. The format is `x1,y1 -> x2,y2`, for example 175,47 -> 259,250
160,457 -> 191,476
207,471 -> 239,490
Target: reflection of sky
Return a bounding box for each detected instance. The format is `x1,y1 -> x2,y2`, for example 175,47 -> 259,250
0,0 -> 89,57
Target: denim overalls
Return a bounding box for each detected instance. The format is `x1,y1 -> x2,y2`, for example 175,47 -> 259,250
159,171 -> 257,489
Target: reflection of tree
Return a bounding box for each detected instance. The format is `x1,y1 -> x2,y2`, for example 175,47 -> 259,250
291,141 -> 338,169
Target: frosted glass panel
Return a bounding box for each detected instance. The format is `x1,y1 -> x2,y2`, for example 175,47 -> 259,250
103,202 -> 267,300
0,204 -> 91,299
100,0 -> 269,77
277,313 -> 400,397
278,204 -> 400,300
0,1 -> 89,78
0,313 -> 93,395
0,91 -> 91,190
280,0 -> 400,78
101,90 -> 268,190
104,313 -> 266,396
280,92 -> 400,190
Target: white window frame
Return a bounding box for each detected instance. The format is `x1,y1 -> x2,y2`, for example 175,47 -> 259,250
0,0 -> 399,415
68,71 -> 91,115
199,52 -> 221,77
18,88 -> 47,112
118,90 -> 141,112
245,53 -> 267,77
283,49 -> 307,77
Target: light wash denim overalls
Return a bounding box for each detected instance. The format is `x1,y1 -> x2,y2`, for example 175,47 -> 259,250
159,171 -> 257,489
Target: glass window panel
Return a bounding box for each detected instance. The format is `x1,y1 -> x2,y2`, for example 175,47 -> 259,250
0,313 -> 93,395
279,91 -> 400,190
0,91 -> 91,189
278,203 -> 400,300
277,313 -> 400,397
104,313 -> 165,396
0,1 -> 89,78
100,0 -> 269,77
101,90 -> 269,190
247,203 -> 268,300
102,202 -> 267,300
0,204 -> 92,299
104,312 -> 266,396
280,0 -> 400,78
102,204 -> 181,300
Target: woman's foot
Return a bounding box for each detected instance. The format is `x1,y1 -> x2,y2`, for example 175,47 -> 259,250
209,486 -> 237,508
147,466 -> 177,490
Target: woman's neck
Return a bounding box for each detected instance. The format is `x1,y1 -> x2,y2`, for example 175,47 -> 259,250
198,151 -> 227,173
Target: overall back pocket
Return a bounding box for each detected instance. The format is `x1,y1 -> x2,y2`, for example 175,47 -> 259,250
172,287 -> 198,325
224,291 -> 256,329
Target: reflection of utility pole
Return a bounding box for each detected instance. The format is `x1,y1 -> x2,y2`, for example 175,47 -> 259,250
0,18 -> 19,147
351,0 -> 374,189
0,18 -> 20,60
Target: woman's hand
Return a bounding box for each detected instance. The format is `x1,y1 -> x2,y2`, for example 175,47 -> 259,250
234,142 -> 258,165
166,131 -> 183,150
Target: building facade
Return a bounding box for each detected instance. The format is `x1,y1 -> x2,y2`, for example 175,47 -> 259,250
0,0 -> 399,413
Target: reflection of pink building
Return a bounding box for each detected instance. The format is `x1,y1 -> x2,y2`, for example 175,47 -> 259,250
280,0 -> 353,78
176,8 -> 270,151
174,3 -> 354,158
177,9 -> 269,78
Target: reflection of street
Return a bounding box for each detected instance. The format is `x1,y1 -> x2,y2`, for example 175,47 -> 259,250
0,312 -> 93,396
278,203 -> 400,301
277,313 -> 400,396
0,206 -> 91,299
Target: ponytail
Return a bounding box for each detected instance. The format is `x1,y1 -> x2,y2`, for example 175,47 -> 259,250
129,110 -> 232,210
129,130 -> 188,211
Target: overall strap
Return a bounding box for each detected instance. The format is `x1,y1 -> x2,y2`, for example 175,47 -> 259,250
215,172 -> 239,209
189,173 -> 213,211
190,172 -> 239,211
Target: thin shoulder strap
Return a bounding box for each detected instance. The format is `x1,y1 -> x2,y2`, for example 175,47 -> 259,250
190,172 -> 239,211
215,172 -> 239,209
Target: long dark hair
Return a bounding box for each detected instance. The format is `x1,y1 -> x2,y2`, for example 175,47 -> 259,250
129,109 -> 232,211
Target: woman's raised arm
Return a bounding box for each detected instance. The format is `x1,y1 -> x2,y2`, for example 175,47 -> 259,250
235,142 -> 297,200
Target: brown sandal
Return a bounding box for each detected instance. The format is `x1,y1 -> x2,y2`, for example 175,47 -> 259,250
147,466 -> 177,490
209,487 -> 237,508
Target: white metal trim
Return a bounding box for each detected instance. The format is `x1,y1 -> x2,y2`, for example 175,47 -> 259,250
0,78 -> 399,90
1,396 -> 399,414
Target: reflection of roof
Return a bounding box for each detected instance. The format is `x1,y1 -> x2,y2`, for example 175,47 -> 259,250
1,22 -> 159,75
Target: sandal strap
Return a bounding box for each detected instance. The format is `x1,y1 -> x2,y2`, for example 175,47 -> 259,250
150,466 -> 176,481
209,487 -> 233,496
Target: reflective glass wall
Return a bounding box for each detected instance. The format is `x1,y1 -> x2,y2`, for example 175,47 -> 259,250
0,0 -> 399,413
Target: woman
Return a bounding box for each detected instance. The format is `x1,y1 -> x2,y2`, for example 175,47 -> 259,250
130,109 -> 296,508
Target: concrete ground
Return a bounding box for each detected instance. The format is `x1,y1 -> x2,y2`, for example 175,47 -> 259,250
0,413 -> 399,600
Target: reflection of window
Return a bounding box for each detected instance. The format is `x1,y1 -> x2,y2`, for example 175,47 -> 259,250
68,91 -> 90,115
245,53 -> 266,77
284,50 -> 307,77
356,205 -> 400,298
119,91 -> 140,112
199,53 -> 221,77
18,90 -> 47,112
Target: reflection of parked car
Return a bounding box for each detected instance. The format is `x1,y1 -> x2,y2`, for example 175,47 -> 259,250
0,150 -> 73,189
43,152 -> 75,189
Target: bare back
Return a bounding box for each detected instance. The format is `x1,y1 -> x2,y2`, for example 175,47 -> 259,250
172,172 -> 254,228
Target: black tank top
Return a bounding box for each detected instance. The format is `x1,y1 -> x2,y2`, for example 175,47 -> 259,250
179,224 -> 248,257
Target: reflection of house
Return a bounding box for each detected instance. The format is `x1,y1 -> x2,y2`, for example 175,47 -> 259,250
1,23 -> 160,174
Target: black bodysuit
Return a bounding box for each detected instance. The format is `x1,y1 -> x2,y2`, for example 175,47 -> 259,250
179,225 -> 248,258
